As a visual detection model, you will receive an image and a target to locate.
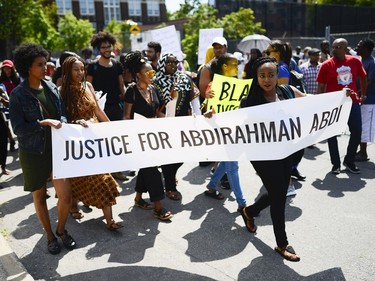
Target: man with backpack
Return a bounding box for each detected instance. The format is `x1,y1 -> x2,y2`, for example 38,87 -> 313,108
87,32 -> 127,181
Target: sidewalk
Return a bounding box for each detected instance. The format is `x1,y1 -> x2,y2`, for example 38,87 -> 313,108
0,135 -> 374,281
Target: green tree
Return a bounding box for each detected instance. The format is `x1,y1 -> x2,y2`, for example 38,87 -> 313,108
181,4 -> 220,68
306,0 -> 374,6
219,7 -> 265,40
0,0 -> 59,57
168,0 -> 201,20
104,19 -> 138,53
58,12 -> 94,52
181,5 -> 266,68
20,0 -> 60,50
0,0 -> 29,40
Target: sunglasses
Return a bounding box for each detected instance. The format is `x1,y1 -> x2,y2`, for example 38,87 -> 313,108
145,69 -> 156,77
166,60 -> 179,65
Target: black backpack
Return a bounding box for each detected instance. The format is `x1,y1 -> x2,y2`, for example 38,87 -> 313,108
289,70 -> 307,93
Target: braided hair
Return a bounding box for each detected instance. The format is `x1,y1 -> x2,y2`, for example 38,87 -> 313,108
121,51 -> 147,82
60,56 -> 87,122
241,57 -> 279,107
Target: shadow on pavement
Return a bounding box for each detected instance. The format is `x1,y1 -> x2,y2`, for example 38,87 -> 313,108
238,237 -> 346,281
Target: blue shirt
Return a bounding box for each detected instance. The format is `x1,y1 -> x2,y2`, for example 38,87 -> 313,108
362,56 -> 375,104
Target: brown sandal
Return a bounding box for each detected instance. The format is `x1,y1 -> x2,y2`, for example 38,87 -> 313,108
166,191 -> 182,201
274,245 -> 300,262
70,210 -> 84,220
107,220 -> 123,231
240,207 -> 257,233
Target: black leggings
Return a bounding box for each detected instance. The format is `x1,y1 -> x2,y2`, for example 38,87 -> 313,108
246,156 -> 293,248
0,116 -> 8,169
135,167 -> 165,202
161,163 -> 183,193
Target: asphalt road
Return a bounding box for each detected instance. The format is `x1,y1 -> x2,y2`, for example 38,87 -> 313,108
0,134 -> 374,281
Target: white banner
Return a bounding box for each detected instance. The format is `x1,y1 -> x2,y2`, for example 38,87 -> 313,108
52,91 -> 352,179
198,28 -> 224,65
151,25 -> 183,61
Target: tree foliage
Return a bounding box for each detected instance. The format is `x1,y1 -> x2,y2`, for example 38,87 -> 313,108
104,19 -> 137,53
58,12 -> 94,53
305,0 -> 374,6
181,4 -> 220,68
20,0 -> 60,50
219,7 -> 265,40
181,5 -> 266,68
168,0 -> 201,20
0,0 -> 32,41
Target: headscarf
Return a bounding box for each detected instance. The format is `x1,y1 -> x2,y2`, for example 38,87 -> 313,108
153,53 -> 192,104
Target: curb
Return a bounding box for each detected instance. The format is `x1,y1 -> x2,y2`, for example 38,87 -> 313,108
0,233 -> 34,281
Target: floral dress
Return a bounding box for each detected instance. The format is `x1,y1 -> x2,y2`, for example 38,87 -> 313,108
69,85 -> 119,209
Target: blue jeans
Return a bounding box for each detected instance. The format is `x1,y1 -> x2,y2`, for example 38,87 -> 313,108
328,103 -> 361,166
207,161 -> 246,207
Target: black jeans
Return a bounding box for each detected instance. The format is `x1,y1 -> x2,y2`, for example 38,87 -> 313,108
246,156 -> 293,248
161,163 -> 183,192
0,116 -> 8,169
135,167 -> 165,202
328,103 -> 361,166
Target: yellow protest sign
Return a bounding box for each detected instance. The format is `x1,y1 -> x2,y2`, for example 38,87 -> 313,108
206,74 -> 252,113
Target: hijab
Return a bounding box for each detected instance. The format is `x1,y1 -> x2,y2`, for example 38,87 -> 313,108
153,53 -> 192,104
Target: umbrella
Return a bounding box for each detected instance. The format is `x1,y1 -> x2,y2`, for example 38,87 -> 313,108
237,34 -> 271,53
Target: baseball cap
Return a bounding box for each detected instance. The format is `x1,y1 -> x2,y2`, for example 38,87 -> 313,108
212,37 -> 227,47
308,48 -> 320,56
1,59 -> 14,68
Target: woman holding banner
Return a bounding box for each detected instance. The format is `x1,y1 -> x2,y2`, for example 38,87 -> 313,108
60,56 -> 123,230
153,53 -> 199,201
239,57 -> 307,262
9,43 -> 77,254
123,51 -> 173,221
266,40 -> 306,197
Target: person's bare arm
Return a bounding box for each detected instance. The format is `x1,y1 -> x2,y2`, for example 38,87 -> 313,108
199,66 -> 211,99
123,103 -> 133,120
317,82 -> 326,94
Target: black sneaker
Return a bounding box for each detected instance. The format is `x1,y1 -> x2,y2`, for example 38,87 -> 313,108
343,161 -> 360,174
331,165 -> 341,175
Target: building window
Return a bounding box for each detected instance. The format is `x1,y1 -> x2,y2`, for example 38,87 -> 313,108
128,0 -> 141,17
56,0 -> 72,15
103,0 -> 121,24
79,0 -> 95,16
147,0 -> 160,17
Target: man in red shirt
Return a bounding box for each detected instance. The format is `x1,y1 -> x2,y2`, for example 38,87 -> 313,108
317,38 -> 367,174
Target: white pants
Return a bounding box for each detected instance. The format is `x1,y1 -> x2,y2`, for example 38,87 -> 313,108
361,104 -> 375,143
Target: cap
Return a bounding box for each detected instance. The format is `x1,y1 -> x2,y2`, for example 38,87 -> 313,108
46,62 -> 55,68
308,48 -> 320,56
1,60 -> 14,68
233,52 -> 243,62
212,37 -> 227,47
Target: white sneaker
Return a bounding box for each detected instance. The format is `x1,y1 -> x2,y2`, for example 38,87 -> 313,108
286,184 -> 297,197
